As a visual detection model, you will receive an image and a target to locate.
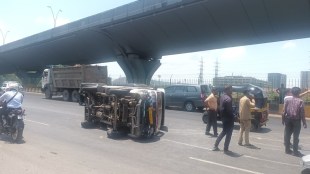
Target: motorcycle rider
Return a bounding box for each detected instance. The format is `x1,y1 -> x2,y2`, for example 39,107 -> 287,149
0,84 -> 24,130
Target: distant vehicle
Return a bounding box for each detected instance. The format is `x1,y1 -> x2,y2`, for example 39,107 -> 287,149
202,84 -> 269,132
0,81 -> 24,95
164,84 -> 211,112
41,65 -> 108,102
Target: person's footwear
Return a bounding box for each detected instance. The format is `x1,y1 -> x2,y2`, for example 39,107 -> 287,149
205,132 -> 211,135
293,151 -> 304,157
244,144 -> 253,147
223,149 -> 233,155
238,142 -> 242,146
285,149 -> 293,154
212,146 -> 220,151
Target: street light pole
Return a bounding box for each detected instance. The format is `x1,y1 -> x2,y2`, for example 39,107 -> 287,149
47,6 -> 62,28
0,29 -> 10,45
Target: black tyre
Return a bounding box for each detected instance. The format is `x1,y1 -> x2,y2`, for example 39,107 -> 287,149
11,119 -> 24,143
44,87 -> 52,99
81,121 -> 95,129
250,120 -> 258,132
184,101 -> 195,112
202,112 -> 208,124
107,128 -> 124,139
71,90 -> 79,102
63,90 -> 72,101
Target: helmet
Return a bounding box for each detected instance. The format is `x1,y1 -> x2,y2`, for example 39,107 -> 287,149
7,83 -> 20,92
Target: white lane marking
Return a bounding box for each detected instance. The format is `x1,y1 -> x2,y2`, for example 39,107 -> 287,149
164,139 -> 299,167
243,155 -> 299,167
189,157 -> 264,174
24,119 -> 49,126
162,139 -> 213,150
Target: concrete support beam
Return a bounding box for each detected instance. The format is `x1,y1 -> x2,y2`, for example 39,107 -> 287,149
117,54 -> 161,85
16,70 -> 42,88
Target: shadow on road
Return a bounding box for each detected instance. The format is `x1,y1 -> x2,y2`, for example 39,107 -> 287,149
255,127 -> 272,134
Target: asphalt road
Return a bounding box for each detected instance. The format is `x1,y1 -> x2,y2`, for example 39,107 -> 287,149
0,92 -> 309,174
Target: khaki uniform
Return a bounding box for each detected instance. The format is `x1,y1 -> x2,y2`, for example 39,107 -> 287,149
238,96 -> 255,145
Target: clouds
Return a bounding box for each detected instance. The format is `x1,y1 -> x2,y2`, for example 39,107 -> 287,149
219,46 -> 246,61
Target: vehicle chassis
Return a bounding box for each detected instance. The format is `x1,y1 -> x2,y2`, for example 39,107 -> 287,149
79,83 -> 166,138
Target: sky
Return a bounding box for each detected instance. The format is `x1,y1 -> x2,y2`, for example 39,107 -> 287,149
0,0 -> 309,84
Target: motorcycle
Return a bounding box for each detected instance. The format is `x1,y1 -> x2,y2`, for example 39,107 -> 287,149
0,107 -> 25,143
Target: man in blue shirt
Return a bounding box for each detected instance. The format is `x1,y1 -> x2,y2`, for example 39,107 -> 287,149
0,85 -> 24,129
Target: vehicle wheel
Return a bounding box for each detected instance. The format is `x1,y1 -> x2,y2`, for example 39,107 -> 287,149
11,119 -> 24,143
63,90 -> 72,101
107,128 -> 124,139
81,121 -> 95,129
44,87 -> 52,99
250,121 -> 258,132
184,102 -> 195,112
202,112 -> 208,124
71,90 -> 79,102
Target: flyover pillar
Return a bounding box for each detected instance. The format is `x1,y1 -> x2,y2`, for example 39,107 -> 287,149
16,70 -> 42,88
116,54 -> 161,85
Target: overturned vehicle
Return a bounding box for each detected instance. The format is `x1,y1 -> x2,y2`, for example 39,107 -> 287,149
79,83 -> 166,138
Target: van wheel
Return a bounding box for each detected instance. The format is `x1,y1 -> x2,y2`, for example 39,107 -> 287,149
184,102 -> 195,112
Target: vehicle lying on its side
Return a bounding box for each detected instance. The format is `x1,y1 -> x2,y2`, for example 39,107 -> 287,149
79,83 -> 166,138
202,84 -> 269,132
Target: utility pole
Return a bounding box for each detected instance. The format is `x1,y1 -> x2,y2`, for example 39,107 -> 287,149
0,29 -> 10,45
198,57 -> 203,84
47,6 -> 62,28
215,58 -> 219,78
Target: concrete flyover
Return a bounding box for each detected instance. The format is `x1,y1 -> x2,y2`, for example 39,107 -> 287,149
1,0 -> 310,84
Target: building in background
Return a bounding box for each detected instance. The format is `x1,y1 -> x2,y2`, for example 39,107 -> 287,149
213,76 -> 269,88
301,71 -> 310,90
267,73 -> 287,89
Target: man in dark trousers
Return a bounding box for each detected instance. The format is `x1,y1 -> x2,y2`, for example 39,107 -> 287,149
282,87 -> 307,157
212,85 -> 234,154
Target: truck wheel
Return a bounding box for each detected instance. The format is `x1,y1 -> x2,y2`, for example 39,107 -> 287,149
71,90 -> 79,102
44,87 -> 52,99
63,90 -> 72,101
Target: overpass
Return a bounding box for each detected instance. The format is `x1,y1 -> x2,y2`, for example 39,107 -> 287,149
1,0 -> 310,84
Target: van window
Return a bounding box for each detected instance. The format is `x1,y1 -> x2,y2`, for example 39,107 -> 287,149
174,86 -> 184,93
201,85 -> 211,94
186,86 -> 197,92
165,86 -> 175,93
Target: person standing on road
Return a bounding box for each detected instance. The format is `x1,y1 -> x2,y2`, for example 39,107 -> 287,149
212,85 -> 234,154
276,83 -> 286,104
238,90 -> 255,146
282,87 -> 307,157
204,88 -> 218,137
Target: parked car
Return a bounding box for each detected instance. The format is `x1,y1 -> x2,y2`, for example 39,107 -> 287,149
164,84 -> 211,112
0,81 -> 24,95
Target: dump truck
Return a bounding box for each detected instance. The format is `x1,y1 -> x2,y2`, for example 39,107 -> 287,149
41,65 -> 108,102
79,83 -> 167,138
